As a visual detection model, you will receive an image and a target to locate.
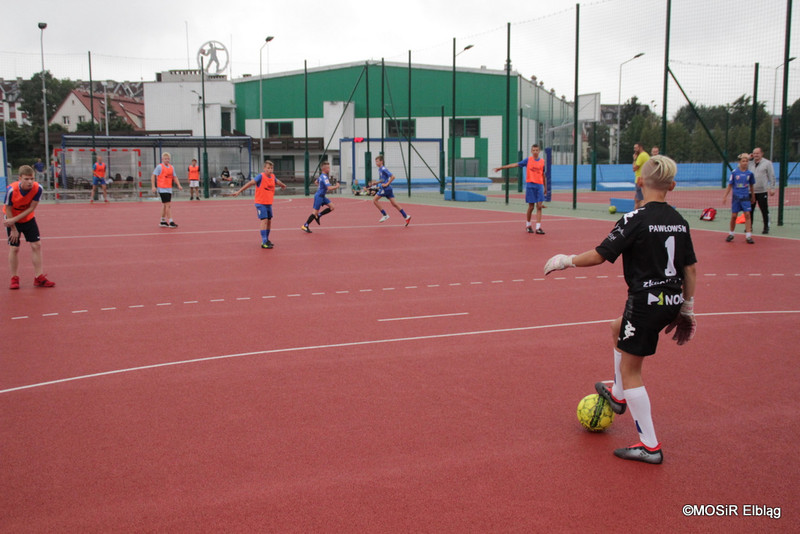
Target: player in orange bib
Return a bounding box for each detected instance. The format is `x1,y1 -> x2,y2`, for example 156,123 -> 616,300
187,159 -> 201,200
4,165 -> 55,288
495,144 -> 548,234
90,154 -> 109,203
232,160 -> 287,248
150,152 -> 183,227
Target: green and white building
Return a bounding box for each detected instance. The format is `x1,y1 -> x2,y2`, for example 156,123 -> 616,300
234,61 -> 574,186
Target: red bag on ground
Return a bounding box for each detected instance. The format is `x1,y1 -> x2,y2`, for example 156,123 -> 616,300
700,207 -> 716,221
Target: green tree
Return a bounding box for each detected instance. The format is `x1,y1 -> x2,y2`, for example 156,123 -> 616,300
18,72 -> 77,128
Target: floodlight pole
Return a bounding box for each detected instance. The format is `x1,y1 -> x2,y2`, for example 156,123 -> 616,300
39,22 -> 50,189
770,56 -> 795,161
201,57 -> 209,199
451,40 -> 473,200
258,36 -> 274,167
616,52 -> 644,165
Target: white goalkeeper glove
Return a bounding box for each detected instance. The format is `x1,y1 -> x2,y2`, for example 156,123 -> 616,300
665,297 -> 696,345
544,254 -> 575,276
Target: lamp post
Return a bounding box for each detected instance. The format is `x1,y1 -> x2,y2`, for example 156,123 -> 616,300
450,40 -> 473,199
38,22 -> 50,189
616,52 -> 644,164
258,36 -> 274,167
770,56 -> 795,161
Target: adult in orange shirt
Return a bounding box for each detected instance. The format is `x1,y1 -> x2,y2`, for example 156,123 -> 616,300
4,165 -> 55,289
90,154 -> 109,203
495,144 -> 548,234
232,160 -> 287,249
187,158 -> 201,200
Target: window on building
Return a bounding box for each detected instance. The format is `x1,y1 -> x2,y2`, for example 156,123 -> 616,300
450,118 -> 480,138
62,116 -> 70,125
266,155 -> 295,179
386,119 -> 416,138
266,122 -> 293,137
78,115 -> 86,123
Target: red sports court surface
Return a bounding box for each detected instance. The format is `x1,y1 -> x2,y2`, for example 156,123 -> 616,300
2,196 -> 798,532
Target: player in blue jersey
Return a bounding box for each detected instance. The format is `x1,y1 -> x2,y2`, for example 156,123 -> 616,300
372,156 -> 411,226
302,161 -> 339,233
722,153 -> 755,244
544,155 -> 697,464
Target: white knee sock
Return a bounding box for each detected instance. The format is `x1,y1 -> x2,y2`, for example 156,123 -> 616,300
612,349 -> 624,400
624,385 -> 658,448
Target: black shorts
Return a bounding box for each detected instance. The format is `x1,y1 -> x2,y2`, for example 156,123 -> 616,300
616,290 -> 682,356
7,218 -> 41,247
159,192 -> 172,203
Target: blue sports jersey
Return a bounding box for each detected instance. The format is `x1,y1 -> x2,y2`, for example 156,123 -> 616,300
729,169 -> 754,198
377,166 -> 393,189
316,173 -> 332,195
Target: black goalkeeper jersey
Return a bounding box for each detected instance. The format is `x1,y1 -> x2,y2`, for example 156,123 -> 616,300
596,202 -> 697,295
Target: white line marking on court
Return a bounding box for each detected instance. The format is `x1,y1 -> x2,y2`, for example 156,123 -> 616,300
772,273 -> 785,277
129,305 -> 144,308
335,291 -> 349,294
287,294 -> 301,297
533,278 -> 545,281
512,279 -> 524,282
210,299 -> 225,302
72,310 -> 88,314
748,273 -> 761,277
311,292 -> 325,296
156,303 -> 172,306
378,312 -> 469,322
6,310 -> 798,395
405,286 -> 418,289
183,301 -> 198,304
597,276 -> 609,279
101,307 -> 116,311
382,287 -> 395,291
428,284 -> 440,287
359,289 -> 372,292
11,316 -> 29,320
491,280 -> 503,284
575,276 -> 587,279
470,282 -> 483,285
704,273 -> 717,277
42,313 -> 59,317
726,274 -> 739,277
262,296 -> 276,299
236,297 -> 251,301
449,283 -> 461,286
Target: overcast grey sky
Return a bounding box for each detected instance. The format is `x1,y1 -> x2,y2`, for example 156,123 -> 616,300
2,0 -> 798,117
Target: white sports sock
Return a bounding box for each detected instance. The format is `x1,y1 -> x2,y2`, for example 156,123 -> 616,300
624,386 -> 658,448
612,349 -> 624,400
526,221 -> 531,227
536,223 -> 541,230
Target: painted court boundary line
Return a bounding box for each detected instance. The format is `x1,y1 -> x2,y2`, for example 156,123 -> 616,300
2,310 -> 798,395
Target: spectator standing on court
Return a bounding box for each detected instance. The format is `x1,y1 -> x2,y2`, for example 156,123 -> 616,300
150,152 -> 183,228
544,155 -> 697,464
232,160 -> 286,248
722,153 -> 755,244
4,165 -> 55,289
747,147 -> 776,234
188,159 -> 201,200
33,158 -> 45,180
372,155 -> 411,226
632,142 -> 650,210
494,143 -> 548,234
301,161 -> 338,233
90,154 -> 109,203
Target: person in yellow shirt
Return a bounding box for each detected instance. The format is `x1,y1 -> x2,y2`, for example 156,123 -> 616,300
632,143 -> 650,209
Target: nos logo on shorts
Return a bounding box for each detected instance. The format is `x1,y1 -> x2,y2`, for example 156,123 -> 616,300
647,292 -> 684,306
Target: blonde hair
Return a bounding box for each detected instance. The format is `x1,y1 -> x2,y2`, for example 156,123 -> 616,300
641,155 -> 677,191
738,153 -> 750,160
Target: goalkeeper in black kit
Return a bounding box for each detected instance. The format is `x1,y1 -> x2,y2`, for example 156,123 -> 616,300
544,155 -> 697,465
